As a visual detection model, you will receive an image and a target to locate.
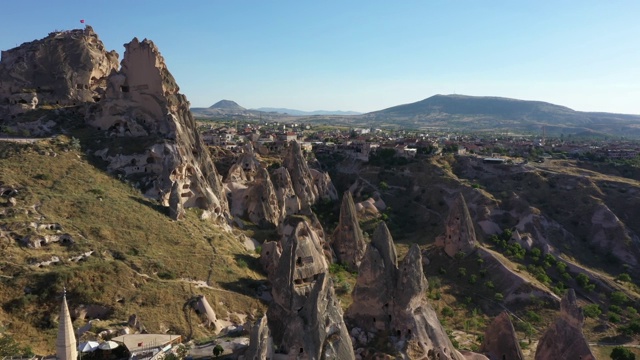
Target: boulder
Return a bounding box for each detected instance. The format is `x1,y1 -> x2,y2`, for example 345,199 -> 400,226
534,289 -> 595,360
331,191 -> 367,271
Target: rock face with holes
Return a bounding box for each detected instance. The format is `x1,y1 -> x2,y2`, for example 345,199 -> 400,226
346,222 -> 466,360
435,193 -> 478,258
534,289 -> 595,360
86,37 -> 228,221
260,216 -> 354,359
0,26 -> 119,117
282,141 -> 338,209
479,311 -> 524,360
225,145 -> 281,228
331,191 -> 367,271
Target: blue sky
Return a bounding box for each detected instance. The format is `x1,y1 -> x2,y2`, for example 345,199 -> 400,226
1,1 -> 639,113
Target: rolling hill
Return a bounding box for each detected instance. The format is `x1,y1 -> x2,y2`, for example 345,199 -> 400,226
363,94 -> 640,137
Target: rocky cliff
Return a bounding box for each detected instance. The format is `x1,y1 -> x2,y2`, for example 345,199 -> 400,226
0,26 -> 118,117
534,289 -> 595,360
346,222 -> 466,360
331,191 -> 366,271
86,37 -> 228,220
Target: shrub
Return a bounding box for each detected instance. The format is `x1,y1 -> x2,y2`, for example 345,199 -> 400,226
610,347 -> 635,360
494,292 -> 504,302
236,259 -> 248,269
608,313 -> 621,323
583,304 -> 602,318
441,306 -> 455,317
576,273 -> 590,287
616,273 -> 632,282
610,291 -> 629,305
484,280 -> 495,289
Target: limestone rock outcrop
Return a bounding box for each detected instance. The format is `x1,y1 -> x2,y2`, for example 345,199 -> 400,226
282,141 -> 338,209
270,167 -> 302,218
243,315 -> 274,360
331,191 -> 366,271
534,289 -> 595,360
479,311 -> 524,360
193,295 -> 217,328
86,37 -> 228,220
225,146 -> 281,228
0,26 -> 118,117
346,222 -> 465,360
260,216 -> 355,359
436,193 -> 477,258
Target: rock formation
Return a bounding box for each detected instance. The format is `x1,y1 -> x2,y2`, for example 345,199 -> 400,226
479,311 -> 524,360
193,295 -> 217,328
331,191 -> 366,271
281,141 -> 338,209
225,146 -> 281,228
346,222 -> 466,360
534,289 -> 595,360
0,26 -> 119,117
86,37 -> 228,220
436,193 -> 477,258
262,216 -> 355,359
243,315 -> 274,360
282,141 -> 319,209
270,167 -> 302,218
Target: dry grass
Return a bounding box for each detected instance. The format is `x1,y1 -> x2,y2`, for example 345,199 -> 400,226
0,138 -> 266,355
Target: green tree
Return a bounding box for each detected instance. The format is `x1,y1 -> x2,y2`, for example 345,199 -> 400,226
213,344 -> 224,358
610,346 -> 635,360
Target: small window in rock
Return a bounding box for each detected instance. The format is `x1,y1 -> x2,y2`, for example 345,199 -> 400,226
296,257 -> 302,266
299,348 -> 304,354
397,330 -> 401,336
120,86 -> 130,93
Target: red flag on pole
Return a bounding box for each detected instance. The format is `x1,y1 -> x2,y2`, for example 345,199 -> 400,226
80,19 -> 85,24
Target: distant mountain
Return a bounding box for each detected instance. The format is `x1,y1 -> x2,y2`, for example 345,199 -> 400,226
209,100 -> 246,111
191,100 -> 265,119
363,94 -> 640,137
254,107 -> 361,116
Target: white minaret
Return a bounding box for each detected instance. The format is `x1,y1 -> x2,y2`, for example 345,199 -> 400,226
56,288 -> 78,360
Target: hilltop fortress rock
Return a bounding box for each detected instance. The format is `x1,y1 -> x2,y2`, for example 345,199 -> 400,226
436,193 -> 478,258
346,222 -> 467,360
0,26 -> 119,117
535,289 -> 595,360
260,216 -> 354,359
87,37 -> 228,220
331,191 -> 366,271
